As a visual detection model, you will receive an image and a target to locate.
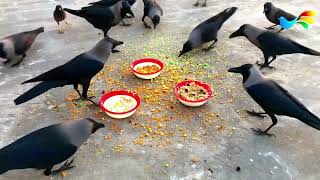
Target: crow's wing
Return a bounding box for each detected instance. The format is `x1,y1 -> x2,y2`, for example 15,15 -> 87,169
258,32 -> 305,55
23,53 -> 104,83
274,9 -> 297,22
246,80 -> 308,116
0,124 -> 77,169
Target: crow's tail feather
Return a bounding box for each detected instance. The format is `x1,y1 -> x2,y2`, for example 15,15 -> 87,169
14,81 -> 67,105
298,110 -> 320,131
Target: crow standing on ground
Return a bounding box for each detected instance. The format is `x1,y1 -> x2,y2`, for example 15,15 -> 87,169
85,0 -> 136,26
14,37 -> 123,105
53,5 -> 67,33
194,0 -> 207,7
0,27 -> 44,67
0,118 -> 105,176
64,0 -> 134,37
179,7 -> 237,57
228,64 -> 320,137
263,2 -> 296,32
142,0 -> 163,29
229,24 -> 320,69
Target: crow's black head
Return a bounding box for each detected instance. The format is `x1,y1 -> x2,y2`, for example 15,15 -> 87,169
228,64 -> 254,82
179,41 -> 192,57
152,15 -> 160,29
264,2 -> 273,14
0,43 -> 6,58
86,118 -> 105,134
55,5 -> 63,12
229,24 -> 248,39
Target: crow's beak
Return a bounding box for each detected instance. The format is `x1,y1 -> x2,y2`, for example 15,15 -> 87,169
228,67 -> 242,73
128,9 -> 135,18
154,23 -> 157,29
178,51 -> 184,57
99,123 -> 105,128
229,29 -> 241,39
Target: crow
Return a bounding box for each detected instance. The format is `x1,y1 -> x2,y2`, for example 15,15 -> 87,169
64,0 -> 134,37
0,118 -> 105,176
263,2 -> 296,32
14,37 -> 123,105
229,24 -> 320,69
228,64 -> 320,137
142,0 -> 163,29
179,7 -> 237,57
53,5 -> 67,33
0,27 -> 44,67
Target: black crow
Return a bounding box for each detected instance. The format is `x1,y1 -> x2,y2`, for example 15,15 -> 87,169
89,0 -> 136,6
194,0 -> 207,7
54,5 -> 67,33
179,7 -> 237,57
14,37 -> 123,105
228,64 -> 320,137
0,27 -> 44,67
229,24 -> 320,69
64,0 -> 134,37
263,2 -> 296,32
142,0 -> 163,29
0,118 -> 105,176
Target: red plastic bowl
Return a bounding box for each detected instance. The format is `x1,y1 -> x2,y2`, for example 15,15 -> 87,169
130,58 -> 164,79
99,90 -> 141,119
174,80 -> 213,106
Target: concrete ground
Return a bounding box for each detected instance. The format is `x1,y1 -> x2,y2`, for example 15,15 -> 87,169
1,0 -> 320,179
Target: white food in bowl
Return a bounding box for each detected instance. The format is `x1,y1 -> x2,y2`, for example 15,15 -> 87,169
103,95 -> 137,119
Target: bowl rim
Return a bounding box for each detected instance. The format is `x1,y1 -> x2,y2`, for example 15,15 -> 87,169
99,90 -> 141,115
174,80 -> 213,103
130,58 -> 164,75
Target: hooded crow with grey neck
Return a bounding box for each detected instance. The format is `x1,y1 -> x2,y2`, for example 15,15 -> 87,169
0,27 -> 44,67
263,2 -> 296,32
179,7 -> 237,57
229,24 -> 320,69
14,37 -> 123,105
0,118 -> 104,176
142,0 -> 163,29
64,0 -> 134,37
228,64 -> 320,137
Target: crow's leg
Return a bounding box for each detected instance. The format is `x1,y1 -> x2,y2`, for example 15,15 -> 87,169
193,0 -> 200,6
258,55 -> 276,69
51,158 -> 76,177
103,30 -> 107,38
142,15 -> 151,29
203,39 -> 218,51
251,113 -> 277,138
73,84 -> 81,98
245,110 -> 267,118
82,80 -> 98,106
44,166 -> 53,176
202,0 -> 207,7
265,24 -> 277,30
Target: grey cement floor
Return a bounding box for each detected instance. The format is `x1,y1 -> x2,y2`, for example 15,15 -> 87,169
1,0 -> 320,179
